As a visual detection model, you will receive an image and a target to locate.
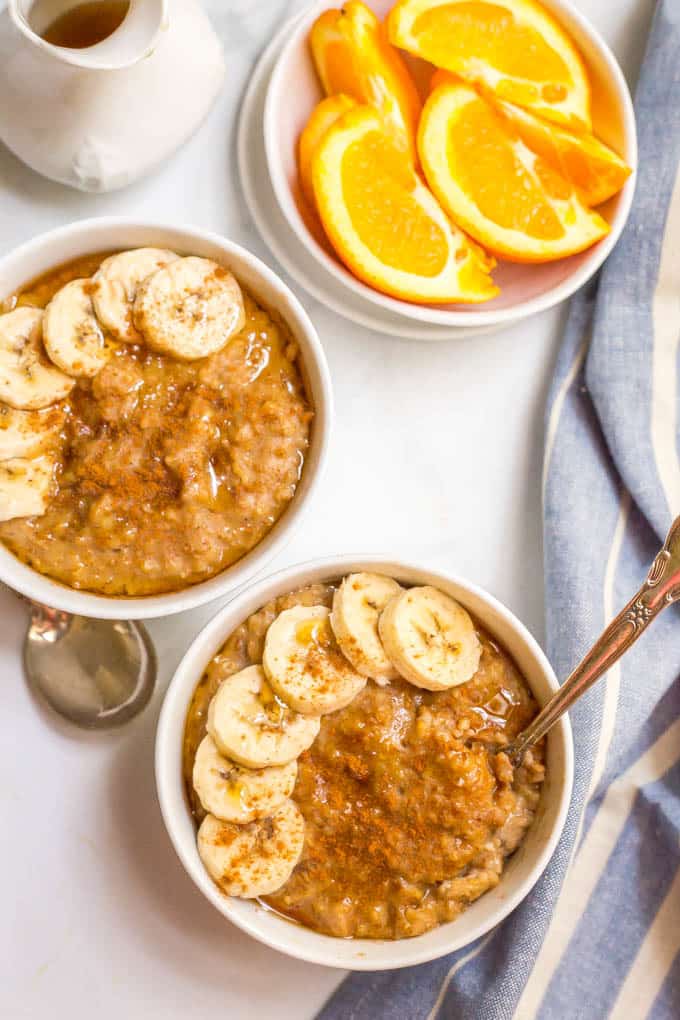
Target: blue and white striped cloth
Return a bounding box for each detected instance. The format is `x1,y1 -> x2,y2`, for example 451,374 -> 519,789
319,2 -> 680,1016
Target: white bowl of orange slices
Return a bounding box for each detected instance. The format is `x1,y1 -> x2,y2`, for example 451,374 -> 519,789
263,0 -> 636,331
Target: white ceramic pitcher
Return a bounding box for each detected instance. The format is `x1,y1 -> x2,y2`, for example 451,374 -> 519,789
0,0 -> 225,191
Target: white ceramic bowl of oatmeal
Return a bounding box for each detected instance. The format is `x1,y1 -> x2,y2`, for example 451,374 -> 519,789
155,555 -> 573,970
0,218 -> 332,619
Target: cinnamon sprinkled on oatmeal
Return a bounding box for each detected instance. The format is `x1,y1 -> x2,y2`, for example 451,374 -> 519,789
183,582 -> 546,940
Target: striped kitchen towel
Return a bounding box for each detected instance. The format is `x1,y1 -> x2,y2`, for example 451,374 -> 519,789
318,1 -> 680,1017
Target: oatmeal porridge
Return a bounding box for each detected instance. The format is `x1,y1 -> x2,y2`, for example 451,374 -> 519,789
183,575 -> 546,940
0,251 -> 312,596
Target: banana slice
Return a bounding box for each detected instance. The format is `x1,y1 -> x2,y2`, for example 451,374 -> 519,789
263,604 -> 366,716
207,664 -> 320,769
378,586 -> 481,691
133,256 -> 246,360
0,455 -> 55,522
0,308 -> 74,409
0,403 -> 64,460
197,801 -> 305,898
331,572 -> 403,683
90,248 -> 179,343
192,734 -> 297,824
43,279 -> 112,378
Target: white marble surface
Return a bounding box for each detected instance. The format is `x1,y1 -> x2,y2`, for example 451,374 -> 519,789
0,1 -> 653,1017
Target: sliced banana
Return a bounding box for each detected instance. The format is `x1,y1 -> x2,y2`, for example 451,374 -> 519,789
0,308 -> 74,409
197,801 -> 305,898
207,664 -> 320,769
0,403 -> 64,460
90,247 -> 179,343
43,279 -> 112,379
378,586 -> 481,691
133,256 -> 246,360
331,572 -> 403,683
263,604 -> 367,716
192,734 -> 297,825
0,455 -> 55,522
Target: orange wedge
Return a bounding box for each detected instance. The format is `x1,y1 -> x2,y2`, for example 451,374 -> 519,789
418,82 -> 609,262
311,105 -> 498,303
490,98 -> 630,207
430,69 -> 631,206
299,94 -> 358,208
310,1 -> 422,158
389,0 -> 591,131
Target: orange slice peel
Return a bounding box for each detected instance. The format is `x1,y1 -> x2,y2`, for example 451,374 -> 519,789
389,0 -> 591,131
430,69 -> 631,206
310,1 -> 422,158
418,81 -> 609,262
298,94 -> 358,208
311,104 -> 499,303
490,97 -> 630,207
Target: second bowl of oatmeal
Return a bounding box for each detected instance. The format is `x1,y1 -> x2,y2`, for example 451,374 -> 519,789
0,218 -> 331,618
156,556 -> 573,969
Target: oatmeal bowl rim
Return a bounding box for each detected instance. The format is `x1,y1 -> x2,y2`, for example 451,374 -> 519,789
0,216 -> 332,620
155,554 -> 574,970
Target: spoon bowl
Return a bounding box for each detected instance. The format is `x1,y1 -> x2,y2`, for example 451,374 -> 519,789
24,602 -> 156,728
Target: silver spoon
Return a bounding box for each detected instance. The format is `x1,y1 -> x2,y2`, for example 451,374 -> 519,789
22,600 -> 157,729
507,514 -> 680,763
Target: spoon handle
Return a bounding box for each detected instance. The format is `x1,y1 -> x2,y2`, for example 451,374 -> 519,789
507,515 -> 680,763
28,600 -> 72,639
11,592 -> 72,635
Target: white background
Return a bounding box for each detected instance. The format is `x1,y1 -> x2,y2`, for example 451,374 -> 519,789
0,0 -> 653,1017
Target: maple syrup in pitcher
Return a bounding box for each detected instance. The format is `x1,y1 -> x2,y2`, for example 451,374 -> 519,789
40,0 -> 130,48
